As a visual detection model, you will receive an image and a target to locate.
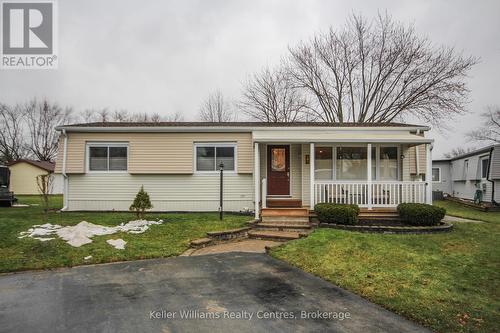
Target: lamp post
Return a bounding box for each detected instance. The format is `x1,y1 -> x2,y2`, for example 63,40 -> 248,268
219,162 -> 224,220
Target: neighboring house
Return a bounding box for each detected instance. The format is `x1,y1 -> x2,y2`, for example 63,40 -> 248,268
432,145 -> 500,204
54,122 -> 434,217
8,160 -> 64,195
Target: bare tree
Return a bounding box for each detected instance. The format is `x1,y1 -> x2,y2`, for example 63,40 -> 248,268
96,108 -> 110,122
24,99 -> 73,161
239,67 -> 310,122
164,111 -> 184,122
79,109 -> 98,123
112,109 -> 130,122
36,173 -> 54,217
467,106 -> 500,144
0,104 -> 27,163
150,113 -> 162,122
199,90 -> 234,122
444,147 -> 476,159
287,13 -> 477,124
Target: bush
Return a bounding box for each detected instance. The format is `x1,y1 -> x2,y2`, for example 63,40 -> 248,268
397,203 -> 446,226
314,203 -> 360,225
129,186 -> 153,219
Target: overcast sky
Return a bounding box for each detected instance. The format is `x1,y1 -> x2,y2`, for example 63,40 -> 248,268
1,0 -> 499,158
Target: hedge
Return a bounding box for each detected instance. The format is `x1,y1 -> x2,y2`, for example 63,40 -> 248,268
397,203 -> 446,226
314,203 -> 360,225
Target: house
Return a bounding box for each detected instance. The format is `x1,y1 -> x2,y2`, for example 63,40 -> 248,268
54,122 -> 434,217
8,159 -> 64,195
432,145 -> 500,204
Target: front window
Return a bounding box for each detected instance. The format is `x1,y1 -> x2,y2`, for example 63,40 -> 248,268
463,160 -> 469,179
432,167 -> 441,182
379,147 -> 398,180
315,147 -> 333,180
88,144 -> 128,172
336,147 -> 367,180
481,157 -> 489,178
195,144 -> 236,172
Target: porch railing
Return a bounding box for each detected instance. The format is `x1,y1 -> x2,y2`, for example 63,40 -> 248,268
313,181 -> 428,208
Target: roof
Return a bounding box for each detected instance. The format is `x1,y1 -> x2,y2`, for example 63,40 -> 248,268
8,159 -> 55,172
61,121 -> 424,128
433,145 -> 498,162
57,121 -> 430,133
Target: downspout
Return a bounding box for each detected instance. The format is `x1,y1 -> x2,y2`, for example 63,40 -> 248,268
61,129 -> 69,211
486,147 -> 497,205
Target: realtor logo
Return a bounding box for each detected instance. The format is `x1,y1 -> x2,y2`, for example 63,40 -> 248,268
1,1 -> 57,69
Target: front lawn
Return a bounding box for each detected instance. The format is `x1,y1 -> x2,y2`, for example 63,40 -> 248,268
0,195 -> 250,273
434,199 -> 500,223
271,207 -> 500,332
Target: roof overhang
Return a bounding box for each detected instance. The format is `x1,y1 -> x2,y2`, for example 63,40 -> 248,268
56,125 -> 430,133
252,130 -> 433,144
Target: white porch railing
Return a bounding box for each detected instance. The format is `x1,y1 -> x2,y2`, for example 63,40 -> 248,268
313,181 -> 428,208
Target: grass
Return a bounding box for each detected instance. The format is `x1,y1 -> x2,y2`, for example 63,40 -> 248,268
0,195 -> 250,273
270,204 -> 500,332
434,199 -> 500,223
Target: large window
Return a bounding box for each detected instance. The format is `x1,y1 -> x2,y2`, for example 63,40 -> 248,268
195,144 -> 236,172
432,167 -> 441,182
315,147 -> 333,180
88,144 -> 128,172
336,147 -> 367,180
463,159 -> 469,179
481,157 -> 490,179
379,147 -> 398,180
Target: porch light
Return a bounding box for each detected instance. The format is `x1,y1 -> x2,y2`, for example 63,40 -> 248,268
401,154 -> 405,159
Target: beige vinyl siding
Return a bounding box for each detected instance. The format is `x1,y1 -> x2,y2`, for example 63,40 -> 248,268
67,173 -> 253,211
9,163 -> 49,195
55,132 -> 253,174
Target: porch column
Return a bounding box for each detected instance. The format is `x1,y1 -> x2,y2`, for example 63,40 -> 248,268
310,143 -> 315,208
367,143 -> 373,210
425,143 -> 433,204
254,142 -> 260,219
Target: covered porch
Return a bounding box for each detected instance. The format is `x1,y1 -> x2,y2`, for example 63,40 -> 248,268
253,131 -> 433,218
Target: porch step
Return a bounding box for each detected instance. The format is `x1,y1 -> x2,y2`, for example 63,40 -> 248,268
261,216 -> 310,224
261,208 -> 309,217
248,230 -> 302,241
254,223 -> 312,232
266,199 -> 302,208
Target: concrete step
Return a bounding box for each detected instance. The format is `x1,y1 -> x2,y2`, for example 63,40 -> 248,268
261,216 -> 310,224
261,208 -> 309,217
248,230 -> 301,241
254,223 -> 312,232
266,199 -> 302,208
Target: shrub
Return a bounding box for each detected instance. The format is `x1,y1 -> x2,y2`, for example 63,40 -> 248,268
314,203 -> 360,225
129,186 -> 153,219
397,203 -> 446,226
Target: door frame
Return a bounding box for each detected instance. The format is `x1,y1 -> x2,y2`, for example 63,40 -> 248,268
266,144 -> 291,196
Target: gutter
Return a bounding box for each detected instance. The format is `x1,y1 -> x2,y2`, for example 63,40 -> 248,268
486,147 -> 497,205
61,129 -> 69,211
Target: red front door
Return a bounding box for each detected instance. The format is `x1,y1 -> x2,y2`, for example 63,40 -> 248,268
267,145 -> 290,195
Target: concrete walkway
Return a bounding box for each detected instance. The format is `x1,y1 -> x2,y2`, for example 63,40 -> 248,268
0,253 -> 431,333
183,239 -> 283,256
443,215 -> 484,223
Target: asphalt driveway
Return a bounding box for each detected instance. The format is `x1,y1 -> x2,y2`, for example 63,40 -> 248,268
0,253 -> 430,333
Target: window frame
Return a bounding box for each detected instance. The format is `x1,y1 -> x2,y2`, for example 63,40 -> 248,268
432,167 -> 441,182
86,142 -> 129,173
463,159 -> 469,180
194,142 -> 237,174
480,156 -> 490,179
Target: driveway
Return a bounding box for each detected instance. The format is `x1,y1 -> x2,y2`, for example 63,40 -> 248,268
0,253 -> 430,333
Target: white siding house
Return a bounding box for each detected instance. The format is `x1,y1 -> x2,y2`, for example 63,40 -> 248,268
432,145 -> 500,204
